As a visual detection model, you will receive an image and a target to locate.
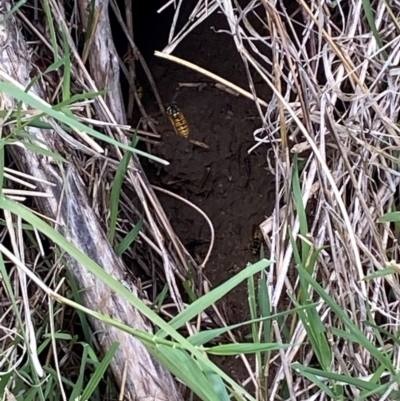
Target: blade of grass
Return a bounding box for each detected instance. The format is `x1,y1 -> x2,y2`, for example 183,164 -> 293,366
188,302 -> 319,346
361,0 -> 387,59
115,217 -> 143,256
379,211 -> 400,222
296,264 -> 395,372
69,344 -> 91,401
0,83 -> 169,165
4,0 -> 27,21
292,154 -> 309,264
201,362 -> 231,401
248,274 -> 263,380
65,267 -> 93,347
0,252 -> 45,398
258,273 -> 271,343
61,25 -> 71,102
294,362 -> 400,398
0,143 -> 4,197
292,363 -> 336,398
0,197 -> 257,401
110,129 -> 139,244
207,342 -> 291,355
80,342 -> 119,401
41,0 -> 59,62
147,344 -> 222,401
8,139 -> 68,162
156,258 -> 272,338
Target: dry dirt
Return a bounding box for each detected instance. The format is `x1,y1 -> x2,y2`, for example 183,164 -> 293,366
131,2 -> 276,389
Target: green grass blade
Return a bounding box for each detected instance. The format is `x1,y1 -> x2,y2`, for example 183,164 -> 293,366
207,342 -> 290,355
109,133 -> 138,244
80,342 -> 119,400
61,25 -> 71,102
364,266 -> 398,279
65,268 -> 93,346
43,58 -> 65,74
296,264 -> 394,372
0,197 -> 257,401
294,362 -> 400,398
292,154 -> 309,263
4,0 -> 27,22
258,273 -> 271,342
0,83 -> 169,165
8,139 -> 68,162
0,143 -> 4,197
69,344 -> 90,401
201,363 -> 231,401
248,275 -> 258,344
292,363 -> 337,398
156,258 -> 272,338
291,293 -> 332,370
115,218 -> 143,256
358,370 -> 400,400
156,284 -> 169,309
188,303 -> 319,346
0,369 -> 12,394
378,211 -> 400,222
361,0 -> 387,59
146,344 -> 221,401
41,0 -> 59,62
53,89 -> 108,110
247,274 -> 262,375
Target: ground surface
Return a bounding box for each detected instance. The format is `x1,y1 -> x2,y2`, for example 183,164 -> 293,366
134,5 -> 275,389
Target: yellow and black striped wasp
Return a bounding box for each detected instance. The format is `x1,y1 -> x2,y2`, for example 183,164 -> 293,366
166,104 -> 190,139
251,224 -> 264,255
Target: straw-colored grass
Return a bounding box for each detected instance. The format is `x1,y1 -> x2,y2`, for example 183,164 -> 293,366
159,0 -> 400,399
1,0 -> 400,400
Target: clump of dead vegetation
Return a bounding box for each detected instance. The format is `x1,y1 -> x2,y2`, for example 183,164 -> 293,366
1,0 -> 400,400
162,0 -> 400,399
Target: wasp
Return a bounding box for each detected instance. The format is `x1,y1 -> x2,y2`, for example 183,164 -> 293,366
167,104 -> 190,138
251,224 -> 264,255
135,79 -> 144,100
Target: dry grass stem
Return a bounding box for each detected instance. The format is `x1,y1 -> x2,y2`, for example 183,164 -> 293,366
163,0 -> 400,396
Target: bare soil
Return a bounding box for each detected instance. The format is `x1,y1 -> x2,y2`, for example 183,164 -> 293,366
134,7 -> 276,386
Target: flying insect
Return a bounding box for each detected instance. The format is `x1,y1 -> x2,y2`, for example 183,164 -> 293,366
135,79 -> 144,100
167,104 -> 190,138
251,224 -> 264,255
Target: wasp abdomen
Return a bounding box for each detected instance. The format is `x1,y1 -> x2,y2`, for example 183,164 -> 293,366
167,105 -> 190,138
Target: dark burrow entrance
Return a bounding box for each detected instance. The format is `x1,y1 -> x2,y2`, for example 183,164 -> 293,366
119,0 -> 276,387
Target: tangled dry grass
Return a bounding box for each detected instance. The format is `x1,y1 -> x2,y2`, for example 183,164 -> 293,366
162,0 -> 400,398
2,0 -> 400,399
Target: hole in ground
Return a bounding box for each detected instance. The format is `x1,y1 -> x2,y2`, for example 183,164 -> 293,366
114,0 -> 276,392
